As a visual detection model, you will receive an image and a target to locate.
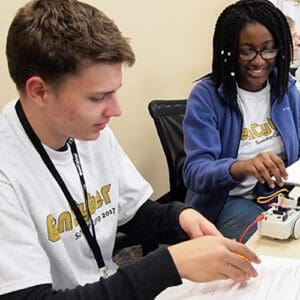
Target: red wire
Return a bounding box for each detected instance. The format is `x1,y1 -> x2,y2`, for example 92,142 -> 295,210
239,214 -> 265,243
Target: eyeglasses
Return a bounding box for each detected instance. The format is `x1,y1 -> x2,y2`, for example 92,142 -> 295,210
239,48 -> 279,61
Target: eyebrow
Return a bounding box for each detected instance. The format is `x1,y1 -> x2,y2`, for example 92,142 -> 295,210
91,83 -> 123,96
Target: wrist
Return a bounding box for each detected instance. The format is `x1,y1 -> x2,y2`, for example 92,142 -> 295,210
230,160 -> 246,180
167,243 -> 186,279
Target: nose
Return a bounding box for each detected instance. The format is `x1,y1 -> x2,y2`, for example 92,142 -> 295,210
103,93 -> 122,117
250,52 -> 265,66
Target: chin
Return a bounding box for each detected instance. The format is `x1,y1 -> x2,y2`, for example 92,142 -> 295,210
88,132 -> 101,141
246,78 -> 268,92
75,132 -> 101,141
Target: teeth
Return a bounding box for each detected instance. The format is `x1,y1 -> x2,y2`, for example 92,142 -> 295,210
250,69 -> 264,74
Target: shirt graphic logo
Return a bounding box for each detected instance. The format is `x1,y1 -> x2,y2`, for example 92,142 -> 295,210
241,118 -> 275,141
46,184 -> 111,242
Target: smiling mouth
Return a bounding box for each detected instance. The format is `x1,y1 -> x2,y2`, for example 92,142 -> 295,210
247,68 -> 266,77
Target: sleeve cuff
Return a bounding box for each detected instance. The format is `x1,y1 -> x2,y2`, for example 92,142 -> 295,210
119,246 -> 182,299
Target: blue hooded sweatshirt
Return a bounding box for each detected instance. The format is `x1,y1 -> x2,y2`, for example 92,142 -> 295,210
183,73 -> 300,222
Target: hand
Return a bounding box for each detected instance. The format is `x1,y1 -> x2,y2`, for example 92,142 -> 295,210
230,151 -> 288,189
179,208 -> 222,239
168,236 -> 260,282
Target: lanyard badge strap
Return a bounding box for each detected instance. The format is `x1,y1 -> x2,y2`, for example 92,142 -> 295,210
15,100 -> 105,270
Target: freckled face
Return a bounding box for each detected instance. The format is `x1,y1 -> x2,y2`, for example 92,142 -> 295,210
43,62 -> 122,145
237,22 -> 276,92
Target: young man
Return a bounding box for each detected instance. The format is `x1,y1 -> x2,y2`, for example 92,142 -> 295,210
0,0 -> 260,299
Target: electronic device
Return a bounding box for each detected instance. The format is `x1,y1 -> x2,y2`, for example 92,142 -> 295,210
257,186 -> 300,239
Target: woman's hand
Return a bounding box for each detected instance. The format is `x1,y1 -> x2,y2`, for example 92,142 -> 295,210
230,151 -> 288,189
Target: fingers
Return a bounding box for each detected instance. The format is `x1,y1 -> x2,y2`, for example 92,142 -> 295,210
247,163 -> 265,185
179,209 -> 223,239
226,253 -> 258,278
222,262 -> 250,282
199,218 -> 223,237
187,225 -> 204,239
168,236 -> 260,284
248,151 -> 287,188
208,242 -> 258,282
253,160 -> 275,187
221,240 -> 260,281
267,154 -> 288,186
226,239 -> 261,264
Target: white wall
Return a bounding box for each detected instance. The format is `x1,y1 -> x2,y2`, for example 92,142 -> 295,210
0,0 -> 234,199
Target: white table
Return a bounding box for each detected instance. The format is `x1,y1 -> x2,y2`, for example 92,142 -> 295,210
246,231 -> 300,259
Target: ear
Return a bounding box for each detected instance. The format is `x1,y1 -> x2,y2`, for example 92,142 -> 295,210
25,76 -> 49,107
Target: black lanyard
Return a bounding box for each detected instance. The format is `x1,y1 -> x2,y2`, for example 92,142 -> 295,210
68,138 -> 97,240
15,100 -> 105,269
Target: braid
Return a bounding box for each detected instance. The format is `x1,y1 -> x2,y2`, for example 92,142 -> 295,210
211,0 -> 292,108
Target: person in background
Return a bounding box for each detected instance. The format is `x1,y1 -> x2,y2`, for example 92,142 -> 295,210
183,0 -> 300,243
285,15 -> 300,77
0,0 -> 260,299
269,0 -> 300,31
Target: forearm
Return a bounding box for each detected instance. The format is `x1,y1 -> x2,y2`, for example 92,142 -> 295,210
183,158 -> 239,193
183,83 -> 240,193
119,200 -> 190,244
0,247 -> 182,300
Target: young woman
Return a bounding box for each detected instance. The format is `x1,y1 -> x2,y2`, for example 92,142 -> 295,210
183,0 -> 300,242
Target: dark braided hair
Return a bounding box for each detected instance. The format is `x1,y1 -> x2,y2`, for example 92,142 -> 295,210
210,0 -> 292,108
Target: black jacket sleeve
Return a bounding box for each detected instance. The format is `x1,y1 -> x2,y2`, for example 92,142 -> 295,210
0,246 -> 182,300
118,200 -> 191,244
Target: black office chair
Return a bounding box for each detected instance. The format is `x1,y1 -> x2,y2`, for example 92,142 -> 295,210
114,99 -> 187,259
148,99 -> 187,203
114,220 -> 161,258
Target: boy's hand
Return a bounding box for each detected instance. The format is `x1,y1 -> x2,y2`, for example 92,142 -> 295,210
168,236 -> 260,282
179,208 -> 222,239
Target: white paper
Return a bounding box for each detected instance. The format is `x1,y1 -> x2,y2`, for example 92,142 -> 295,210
280,159 -> 300,186
156,255 -> 300,300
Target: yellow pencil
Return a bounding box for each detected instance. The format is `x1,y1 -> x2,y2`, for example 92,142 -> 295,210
236,253 -> 251,264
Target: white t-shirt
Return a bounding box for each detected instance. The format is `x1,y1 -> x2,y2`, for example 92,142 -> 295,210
296,67 -> 300,88
0,100 -> 153,294
229,83 -> 286,198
